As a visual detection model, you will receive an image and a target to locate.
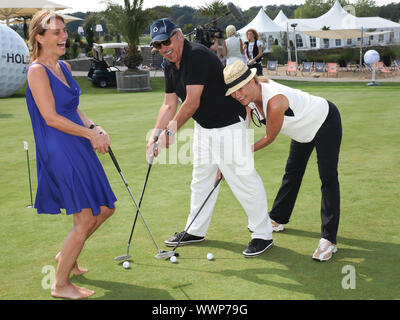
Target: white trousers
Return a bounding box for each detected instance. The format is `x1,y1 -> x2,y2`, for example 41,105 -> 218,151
185,118 -> 273,240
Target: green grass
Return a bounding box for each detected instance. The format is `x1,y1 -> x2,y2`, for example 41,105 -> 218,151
0,77 -> 399,300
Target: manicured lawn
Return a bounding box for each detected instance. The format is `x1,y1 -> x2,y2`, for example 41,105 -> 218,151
0,77 -> 399,301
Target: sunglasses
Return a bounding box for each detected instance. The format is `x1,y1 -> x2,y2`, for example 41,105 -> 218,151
152,31 -> 177,50
250,108 -> 266,128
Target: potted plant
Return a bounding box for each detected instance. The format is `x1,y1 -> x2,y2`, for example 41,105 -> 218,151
104,0 -> 152,92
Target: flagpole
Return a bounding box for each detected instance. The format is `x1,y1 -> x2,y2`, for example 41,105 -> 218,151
24,141 -> 33,208
360,26 -> 363,66
287,22 -> 291,62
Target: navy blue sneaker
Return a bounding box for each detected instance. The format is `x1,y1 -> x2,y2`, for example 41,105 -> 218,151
164,231 -> 205,247
242,239 -> 273,257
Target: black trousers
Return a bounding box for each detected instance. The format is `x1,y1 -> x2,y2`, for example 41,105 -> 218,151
248,61 -> 263,76
269,101 -> 342,244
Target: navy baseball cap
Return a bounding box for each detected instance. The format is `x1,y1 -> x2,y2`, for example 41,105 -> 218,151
150,18 -> 178,45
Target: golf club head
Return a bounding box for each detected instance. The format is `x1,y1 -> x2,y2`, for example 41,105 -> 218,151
154,251 -> 175,259
114,254 -> 131,261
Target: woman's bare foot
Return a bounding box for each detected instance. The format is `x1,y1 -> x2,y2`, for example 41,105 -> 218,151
51,282 -> 95,299
72,283 -> 95,296
55,252 -> 88,276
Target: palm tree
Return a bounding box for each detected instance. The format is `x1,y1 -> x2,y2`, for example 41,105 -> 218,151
103,0 -> 151,70
198,1 -> 227,19
83,13 -> 101,53
197,1 -> 227,47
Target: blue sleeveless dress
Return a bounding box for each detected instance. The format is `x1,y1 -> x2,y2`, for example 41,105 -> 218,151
26,61 -> 117,215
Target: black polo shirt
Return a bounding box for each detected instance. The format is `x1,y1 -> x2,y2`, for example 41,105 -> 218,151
164,39 -> 246,129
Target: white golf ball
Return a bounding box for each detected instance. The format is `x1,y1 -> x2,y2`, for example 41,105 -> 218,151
0,24 -> 29,98
207,253 -> 214,260
123,261 -> 130,269
170,255 -> 177,263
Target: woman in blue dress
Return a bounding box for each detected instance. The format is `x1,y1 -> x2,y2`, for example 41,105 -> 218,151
27,10 -> 117,299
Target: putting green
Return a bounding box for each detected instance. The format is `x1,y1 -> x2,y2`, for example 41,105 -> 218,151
0,78 -> 399,300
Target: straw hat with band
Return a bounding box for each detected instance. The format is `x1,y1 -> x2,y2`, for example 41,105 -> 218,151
224,60 -> 257,96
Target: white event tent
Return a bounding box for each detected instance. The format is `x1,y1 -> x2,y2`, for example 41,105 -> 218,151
273,1 -> 400,51
237,8 -> 286,52
0,0 -> 70,25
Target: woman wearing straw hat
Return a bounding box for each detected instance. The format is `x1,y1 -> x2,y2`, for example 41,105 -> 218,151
223,60 -> 342,262
221,25 -> 245,66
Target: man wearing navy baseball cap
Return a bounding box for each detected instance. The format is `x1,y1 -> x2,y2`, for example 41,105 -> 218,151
146,18 -> 274,258
149,18 -> 178,46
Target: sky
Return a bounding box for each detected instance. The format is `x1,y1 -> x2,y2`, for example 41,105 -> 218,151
59,0 -> 397,14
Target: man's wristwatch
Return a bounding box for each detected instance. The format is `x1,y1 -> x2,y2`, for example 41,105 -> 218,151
165,128 -> 175,137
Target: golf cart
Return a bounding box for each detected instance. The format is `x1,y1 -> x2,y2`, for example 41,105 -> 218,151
88,42 -> 128,88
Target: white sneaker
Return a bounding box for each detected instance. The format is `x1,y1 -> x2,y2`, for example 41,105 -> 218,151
270,219 -> 284,232
312,238 -> 338,262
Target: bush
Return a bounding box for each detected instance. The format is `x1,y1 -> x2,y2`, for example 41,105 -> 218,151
268,45 -> 288,64
60,39 -> 81,60
103,34 -> 114,42
263,45 -> 400,66
299,45 -> 400,65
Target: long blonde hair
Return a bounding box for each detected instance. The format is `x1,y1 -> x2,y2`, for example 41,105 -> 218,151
28,10 -> 65,62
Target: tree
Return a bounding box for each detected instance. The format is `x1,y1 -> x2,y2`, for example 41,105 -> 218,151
196,1 -> 230,43
198,1 -> 227,19
147,6 -> 173,20
183,23 -> 195,34
83,13 -> 101,53
103,0 -> 151,70
377,2 -> 400,22
294,0 -> 350,19
353,0 -> 378,17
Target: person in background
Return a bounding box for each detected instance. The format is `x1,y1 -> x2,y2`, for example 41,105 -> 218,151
221,25 -> 245,66
26,10 -> 116,299
224,60 -> 342,262
244,28 -> 264,76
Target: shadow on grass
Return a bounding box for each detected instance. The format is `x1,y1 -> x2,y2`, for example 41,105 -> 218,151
0,114 -> 14,118
72,275 -> 174,300
202,229 -> 400,299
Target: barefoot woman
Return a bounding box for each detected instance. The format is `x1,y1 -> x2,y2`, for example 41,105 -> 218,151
26,10 -> 117,299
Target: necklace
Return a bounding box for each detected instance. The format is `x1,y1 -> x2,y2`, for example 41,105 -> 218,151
36,60 -> 70,88
43,62 -> 61,76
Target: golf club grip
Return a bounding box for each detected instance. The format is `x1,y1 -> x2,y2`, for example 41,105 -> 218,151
108,147 -> 121,173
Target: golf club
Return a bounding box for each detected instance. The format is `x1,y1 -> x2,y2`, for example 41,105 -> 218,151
171,176 -> 223,255
114,133 -> 162,261
109,146 -> 175,260
114,161 -> 153,261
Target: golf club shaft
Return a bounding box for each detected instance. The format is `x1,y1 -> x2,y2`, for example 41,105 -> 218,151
126,163 -> 152,246
172,177 -> 223,251
122,175 -> 162,252
108,147 -> 163,253
124,133 -> 160,246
